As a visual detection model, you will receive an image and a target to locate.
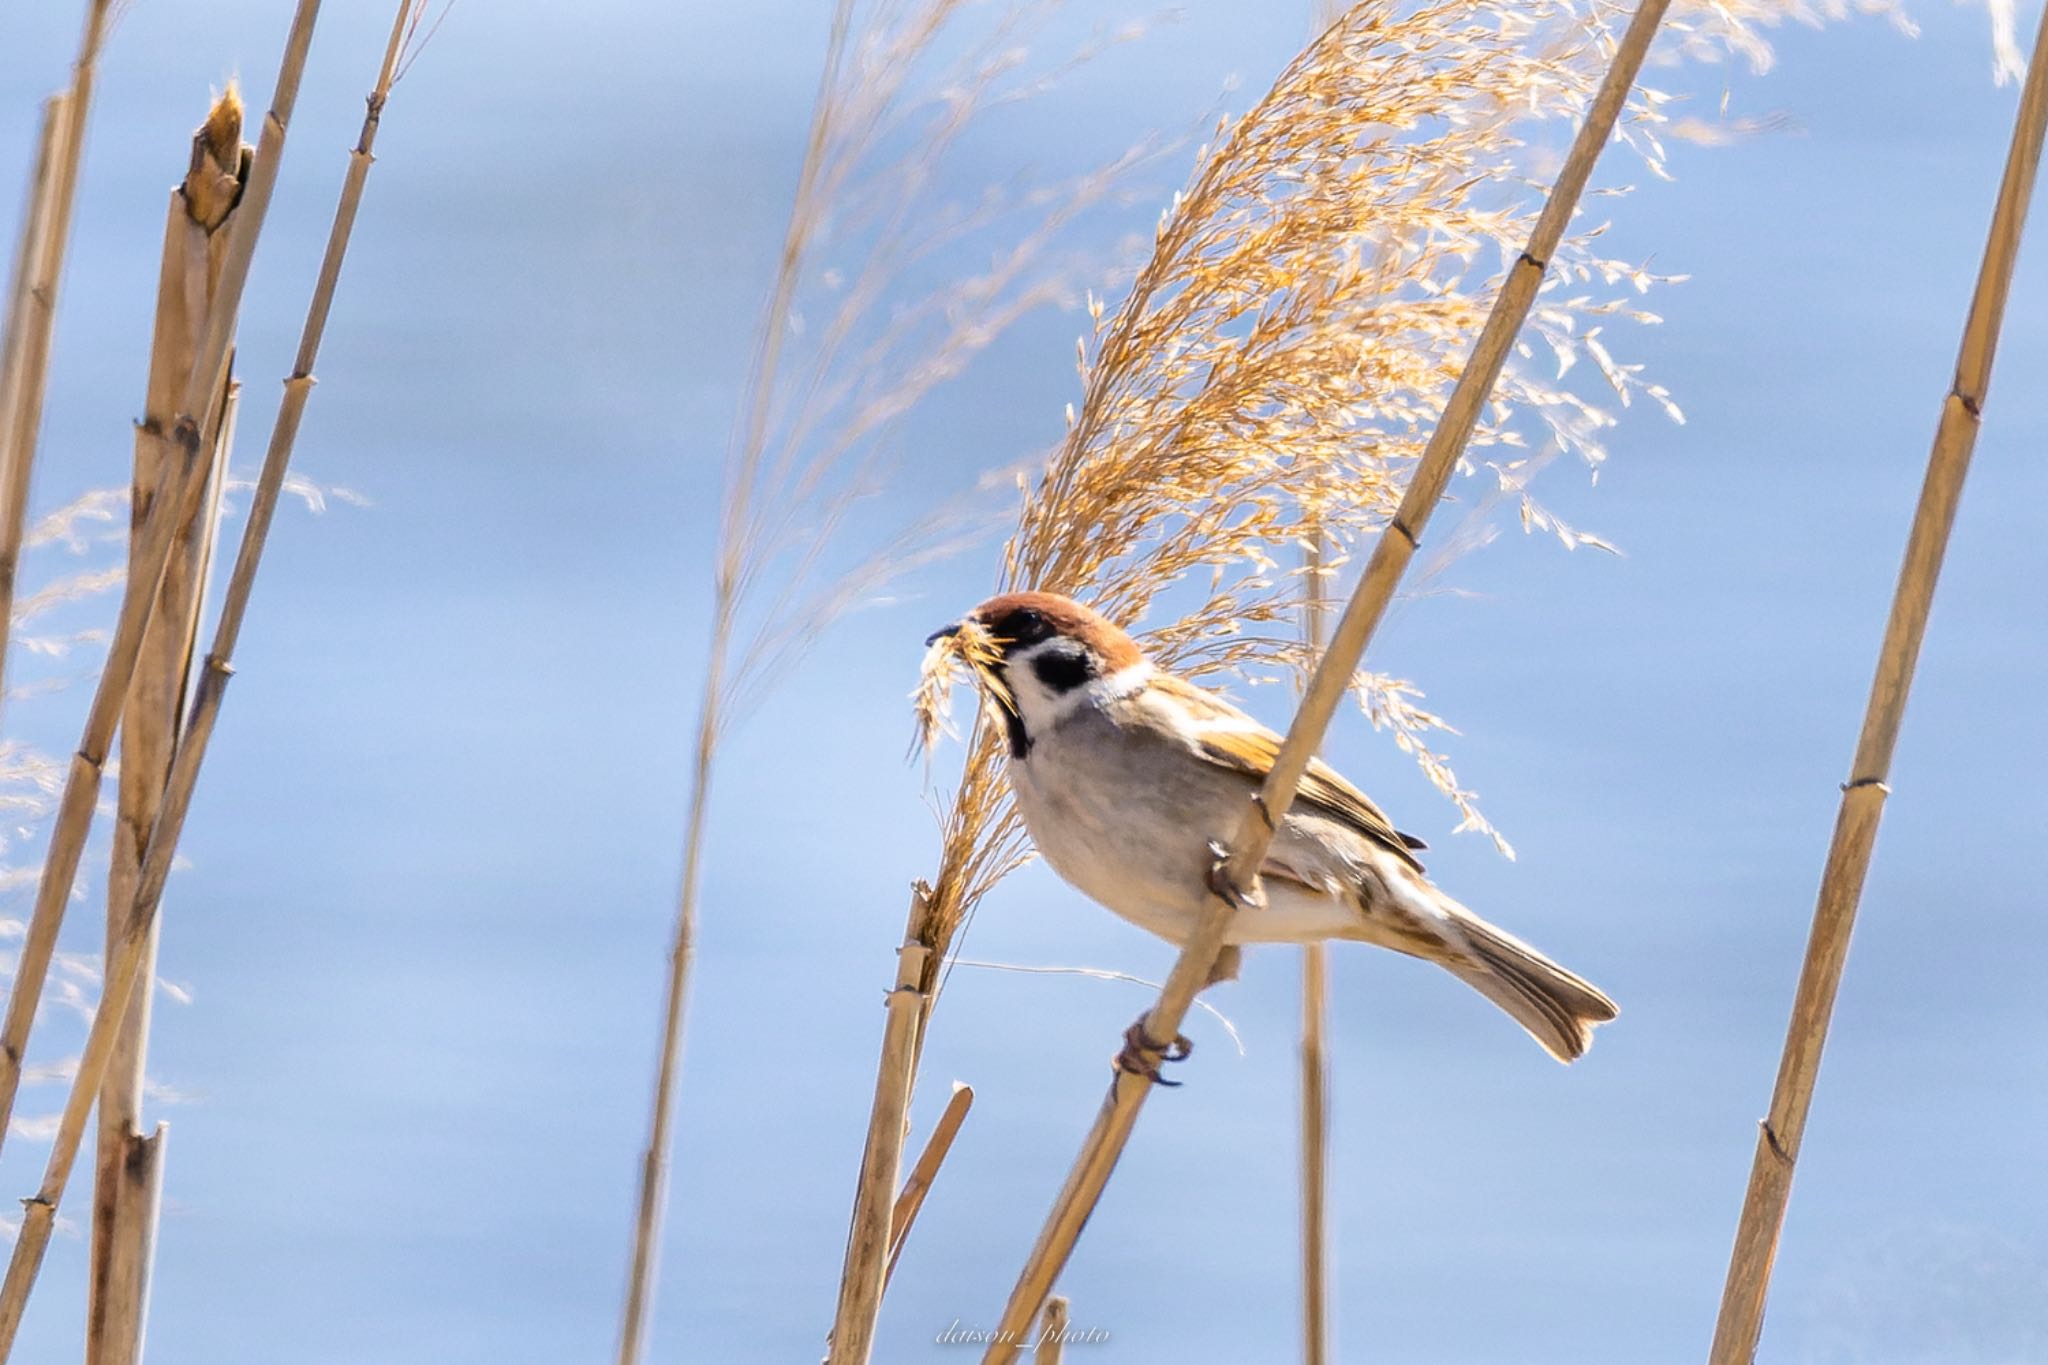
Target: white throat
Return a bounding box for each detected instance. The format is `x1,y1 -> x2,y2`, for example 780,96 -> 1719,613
1005,641 -> 1151,741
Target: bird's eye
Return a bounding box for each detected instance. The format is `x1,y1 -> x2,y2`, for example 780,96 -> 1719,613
989,606 -> 1049,652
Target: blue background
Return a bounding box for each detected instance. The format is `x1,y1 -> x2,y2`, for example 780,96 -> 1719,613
1,1 -> 2045,1361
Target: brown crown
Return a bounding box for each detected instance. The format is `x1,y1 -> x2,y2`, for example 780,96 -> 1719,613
969,591 -> 1145,671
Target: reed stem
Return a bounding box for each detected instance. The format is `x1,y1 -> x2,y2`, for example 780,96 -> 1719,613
1298,536 -> 1331,1365
0,95 -> 68,726
827,886 -> 936,1365
979,0 -> 1673,1353
1037,1296 -> 1071,1365
1705,7 -> 2048,1360
883,1081 -> 974,1291
86,1124 -> 165,1365
0,4 -> 424,1349
87,89 -> 248,1365
0,0 -> 109,716
0,0 -> 322,1161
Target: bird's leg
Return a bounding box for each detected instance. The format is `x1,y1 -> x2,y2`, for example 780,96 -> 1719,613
1113,840 -> 1254,1085
1205,837 -> 1257,910
1115,1015 -> 1193,1087
1201,840 -> 1253,986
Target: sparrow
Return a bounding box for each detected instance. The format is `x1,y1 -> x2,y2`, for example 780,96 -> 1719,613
927,590 -> 1617,1063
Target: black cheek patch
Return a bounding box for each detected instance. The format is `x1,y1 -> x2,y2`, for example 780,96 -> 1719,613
1030,649 -> 1094,694
1002,710 -> 1032,760
991,660 -> 1032,759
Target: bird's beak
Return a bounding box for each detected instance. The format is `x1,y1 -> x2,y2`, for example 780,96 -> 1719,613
925,621 -> 961,648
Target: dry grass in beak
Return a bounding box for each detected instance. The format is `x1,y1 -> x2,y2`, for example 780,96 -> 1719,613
910,619 -> 1009,762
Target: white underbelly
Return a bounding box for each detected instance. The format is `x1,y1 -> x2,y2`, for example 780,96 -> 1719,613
1008,749 -> 1362,947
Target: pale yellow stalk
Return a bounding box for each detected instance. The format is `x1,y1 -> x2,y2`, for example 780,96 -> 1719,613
978,0 -> 1676,1355
1037,1296 -> 1070,1365
827,887 -> 936,1365
0,2 -> 423,1349
883,1082 -> 974,1290
0,96 -> 68,721
87,90 -> 249,1365
1707,5 -> 2048,1359
1298,535 -> 1331,1365
0,0 -> 110,713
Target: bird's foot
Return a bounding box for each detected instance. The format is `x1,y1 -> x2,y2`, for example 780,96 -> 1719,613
1205,839 -> 1256,909
1115,1016 -> 1193,1087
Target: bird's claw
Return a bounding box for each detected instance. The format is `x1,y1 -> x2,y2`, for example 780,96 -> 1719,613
1115,1018 -> 1193,1086
1205,839 -> 1255,909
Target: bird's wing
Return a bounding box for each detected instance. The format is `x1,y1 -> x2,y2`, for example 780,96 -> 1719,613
1143,672 -> 1427,871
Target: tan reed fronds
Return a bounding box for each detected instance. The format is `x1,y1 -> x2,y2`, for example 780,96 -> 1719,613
86,88 -> 249,1365
912,0 -> 1867,969
617,5 -> 1143,1359
0,2 -> 425,1348
913,0 -> 1684,973
0,0 -> 303,1159
976,0 -> 1676,1352
895,0 -> 1675,1159
0,0 -> 114,718
1707,8 -> 2048,1360
1298,533 -> 1331,1365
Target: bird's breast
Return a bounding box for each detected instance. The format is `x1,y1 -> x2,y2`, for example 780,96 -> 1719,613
1007,706 -> 1240,928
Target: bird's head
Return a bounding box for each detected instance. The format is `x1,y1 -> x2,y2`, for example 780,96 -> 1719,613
925,591 -> 1146,757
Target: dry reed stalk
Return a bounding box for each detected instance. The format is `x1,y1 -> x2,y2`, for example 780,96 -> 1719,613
0,100 -> 58,481
616,16 -> 854,1359
1298,534 -> 1331,1365
0,0 -> 323,1162
883,1080 -> 974,1289
977,0 -> 1675,1353
1036,1296 -> 1070,1365
94,1121 -> 164,1364
622,4 -> 1130,1356
0,95 -> 71,720
87,90 -> 249,1365
1706,8 -> 2048,1360
0,0 -> 112,712
0,0 -> 427,1347
827,887 -> 936,1365
1298,938 -> 1330,1360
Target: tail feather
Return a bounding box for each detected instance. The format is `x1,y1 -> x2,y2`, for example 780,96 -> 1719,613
1443,912 -> 1617,1064
1335,869 -> 1619,1063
